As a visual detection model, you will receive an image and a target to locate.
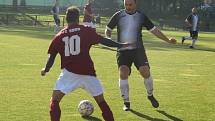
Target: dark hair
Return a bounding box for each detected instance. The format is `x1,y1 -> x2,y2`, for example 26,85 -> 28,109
66,6 -> 80,23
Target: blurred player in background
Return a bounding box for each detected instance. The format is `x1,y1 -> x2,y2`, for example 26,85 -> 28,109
41,6 -> 133,121
83,0 -> 96,30
51,1 -> 60,33
182,7 -> 200,48
105,0 -> 177,111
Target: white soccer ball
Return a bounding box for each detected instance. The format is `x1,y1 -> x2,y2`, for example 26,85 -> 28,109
78,100 -> 94,116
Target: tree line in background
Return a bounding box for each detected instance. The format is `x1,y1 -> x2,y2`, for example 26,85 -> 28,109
137,0 -> 203,18
92,0 -> 215,31
10,0 -> 212,18
6,0 -> 215,31
92,0 -> 203,18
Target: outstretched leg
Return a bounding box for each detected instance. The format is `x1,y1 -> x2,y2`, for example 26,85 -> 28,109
94,94 -> 114,121
139,66 -> 159,108
50,90 -> 65,121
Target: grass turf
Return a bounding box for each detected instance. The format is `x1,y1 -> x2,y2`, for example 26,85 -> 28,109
0,25 -> 215,121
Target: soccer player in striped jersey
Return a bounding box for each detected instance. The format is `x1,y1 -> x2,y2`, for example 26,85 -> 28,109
182,7 -> 200,48
105,0 -> 177,111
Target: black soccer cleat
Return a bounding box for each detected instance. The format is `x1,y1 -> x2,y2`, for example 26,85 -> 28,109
123,102 -> 130,111
181,37 -> 185,44
189,45 -> 194,49
148,95 -> 159,108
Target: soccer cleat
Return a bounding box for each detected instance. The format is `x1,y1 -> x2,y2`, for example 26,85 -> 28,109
148,95 -> 159,108
181,37 -> 185,44
123,102 -> 130,111
189,45 -> 194,49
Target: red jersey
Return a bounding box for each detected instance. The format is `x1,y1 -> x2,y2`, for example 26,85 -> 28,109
83,3 -> 93,22
48,24 -> 103,76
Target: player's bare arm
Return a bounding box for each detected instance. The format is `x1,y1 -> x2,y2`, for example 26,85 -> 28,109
41,53 -> 57,76
150,27 -> 177,44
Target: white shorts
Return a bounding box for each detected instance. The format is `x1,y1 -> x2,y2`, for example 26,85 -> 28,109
83,22 -> 96,29
54,69 -> 103,96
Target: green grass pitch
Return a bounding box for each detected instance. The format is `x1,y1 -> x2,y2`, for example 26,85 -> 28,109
0,26 -> 215,121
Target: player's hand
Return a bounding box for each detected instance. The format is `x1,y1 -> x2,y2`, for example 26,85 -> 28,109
168,38 -> 177,44
41,68 -> 47,76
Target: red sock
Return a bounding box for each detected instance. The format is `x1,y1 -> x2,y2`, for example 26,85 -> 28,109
98,101 -> 114,121
50,100 -> 61,121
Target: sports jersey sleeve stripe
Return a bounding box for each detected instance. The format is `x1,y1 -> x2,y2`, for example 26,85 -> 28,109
142,13 -> 155,31
186,14 -> 192,23
106,26 -> 112,31
107,11 -> 120,30
149,26 -> 156,32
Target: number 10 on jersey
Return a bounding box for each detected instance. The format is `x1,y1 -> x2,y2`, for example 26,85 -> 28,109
62,35 -> 81,56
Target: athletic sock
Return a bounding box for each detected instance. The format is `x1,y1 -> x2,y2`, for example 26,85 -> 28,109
98,101 -> 114,121
185,37 -> 192,40
144,76 -> 153,96
50,99 -> 61,121
119,79 -> 129,102
191,39 -> 196,46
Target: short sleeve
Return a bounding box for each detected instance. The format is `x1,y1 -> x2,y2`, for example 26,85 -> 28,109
142,14 -> 155,31
106,12 -> 119,31
48,36 -> 59,55
186,14 -> 192,22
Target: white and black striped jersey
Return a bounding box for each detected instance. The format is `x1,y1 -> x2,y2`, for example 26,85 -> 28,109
106,10 -> 155,49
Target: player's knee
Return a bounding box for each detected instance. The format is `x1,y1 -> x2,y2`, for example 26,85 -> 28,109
139,66 -> 150,78
143,72 -> 150,78
119,65 -> 130,79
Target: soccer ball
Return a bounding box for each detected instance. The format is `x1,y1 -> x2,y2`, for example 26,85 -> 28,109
78,100 -> 94,116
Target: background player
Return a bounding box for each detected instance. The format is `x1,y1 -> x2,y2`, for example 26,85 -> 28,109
51,1 -> 60,33
83,0 -> 96,29
182,7 -> 200,48
41,6 -> 132,121
105,0 -> 177,111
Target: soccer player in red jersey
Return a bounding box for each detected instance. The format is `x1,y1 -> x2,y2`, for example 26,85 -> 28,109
41,6 -> 131,121
83,0 -> 96,29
